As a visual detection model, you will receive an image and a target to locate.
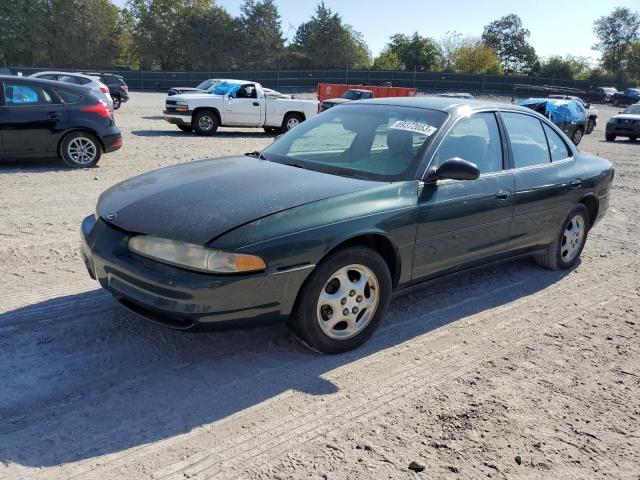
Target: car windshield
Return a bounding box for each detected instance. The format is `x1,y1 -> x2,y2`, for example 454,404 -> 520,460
262,104 -> 448,181
342,90 -> 367,100
197,80 -> 216,90
623,104 -> 640,114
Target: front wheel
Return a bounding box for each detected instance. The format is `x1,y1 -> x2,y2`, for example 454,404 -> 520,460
60,131 -> 102,168
193,110 -> 218,136
586,118 -> 595,134
571,127 -> 584,145
281,113 -> 304,133
289,247 -> 392,354
605,133 -> 616,142
535,204 -> 589,271
112,96 -> 121,110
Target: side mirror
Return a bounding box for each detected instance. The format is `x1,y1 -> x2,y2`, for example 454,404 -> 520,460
425,157 -> 480,183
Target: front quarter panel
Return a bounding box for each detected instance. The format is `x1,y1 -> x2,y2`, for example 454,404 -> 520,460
211,181 -> 420,286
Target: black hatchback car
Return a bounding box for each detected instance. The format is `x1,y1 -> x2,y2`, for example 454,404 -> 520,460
81,98 -> 614,353
0,76 -> 122,167
84,73 -> 129,110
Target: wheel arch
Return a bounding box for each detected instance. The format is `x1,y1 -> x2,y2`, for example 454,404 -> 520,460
284,110 -> 306,121
192,106 -> 221,124
57,128 -> 105,157
578,194 -> 599,229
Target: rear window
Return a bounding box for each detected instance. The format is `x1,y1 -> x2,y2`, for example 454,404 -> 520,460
56,89 -> 83,103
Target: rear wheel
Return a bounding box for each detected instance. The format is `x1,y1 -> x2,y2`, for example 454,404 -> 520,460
281,113 -> 304,133
193,110 -> 218,136
586,118 -> 595,134
177,125 -> 192,132
571,127 -> 584,145
535,204 -> 589,271
60,131 -> 102,168
605,133 -> 616,142
112,95 -> 121,110
288,247 -> 391,354
630,136 -> 638,142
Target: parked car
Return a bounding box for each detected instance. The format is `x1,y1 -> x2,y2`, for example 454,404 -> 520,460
0,75 -> 121,167
612,88 -> 640,107
163,81 -> 318,135
30,71 -> 113,109
519,98 -> 587,145
81,97 -> 613,353
83,72 -> 129,110
167,78 -> 247,96
587,86 -> 617,104
320,88 -> 374,111
548,94 -> 598,134
605,103 -> 640,142
438,92 -> 475,100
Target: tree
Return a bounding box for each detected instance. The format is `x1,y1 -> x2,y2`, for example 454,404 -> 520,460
593,7 -> 640,73
481,14 -> 538,74
452,41 -> 503,74
291,2 -> 370,69
0,0 -> 46,66
180,5 -> 238,70
239,0 -> 285,69
626,42 -> 640,82
380,32 -> 443,71
538,55 -> 591,80
372,51 -> 401,70
439,31 -> 463,71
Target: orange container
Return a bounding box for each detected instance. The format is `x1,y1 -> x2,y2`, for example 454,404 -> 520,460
317,83 -> 417,102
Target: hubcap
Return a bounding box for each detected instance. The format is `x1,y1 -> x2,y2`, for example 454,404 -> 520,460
574,130 -> 582,143
67,137 -> 97,165
316,264 -> 379,340
198,115 -> 214,131
286,117 -> 300,130
560,214 -> 585,262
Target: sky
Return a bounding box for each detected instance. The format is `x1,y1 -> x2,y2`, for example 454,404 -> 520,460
114,0 -> 639,64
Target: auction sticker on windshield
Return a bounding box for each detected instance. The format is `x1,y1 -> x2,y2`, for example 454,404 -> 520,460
390,120 -> 438,137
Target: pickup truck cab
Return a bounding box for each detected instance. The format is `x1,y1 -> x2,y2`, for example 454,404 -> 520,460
163,82 -> 318,135
320,89 -> 374,112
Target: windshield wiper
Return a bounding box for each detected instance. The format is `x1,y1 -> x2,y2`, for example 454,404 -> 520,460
284,162 -> 307,169
245,151 -> 267,160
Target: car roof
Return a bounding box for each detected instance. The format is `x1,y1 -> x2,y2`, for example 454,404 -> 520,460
355,95 -> 535,115
0,74 -> 94,94
32,71 -> 99,80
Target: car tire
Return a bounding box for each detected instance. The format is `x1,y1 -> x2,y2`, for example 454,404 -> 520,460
288,247 -> 392,354
534,204 -> 590,271
193,110 -> 219,136
60,131 -> 102,168
586,118 -> 595,134
630,136 -> 638,142
281,113 -> 304,133
605,133 -> 616,142
571,127 -> 584,145
177,125 -> 192,132
112,96 -> 121,110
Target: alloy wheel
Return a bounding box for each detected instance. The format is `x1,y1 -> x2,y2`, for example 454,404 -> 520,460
67,137 -> 97,165
316,264 -> 379,340
286,117 -> 300,130
198,115 -> 214,131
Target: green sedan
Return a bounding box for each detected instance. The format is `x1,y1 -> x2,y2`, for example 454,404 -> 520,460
81,97 -> 614,354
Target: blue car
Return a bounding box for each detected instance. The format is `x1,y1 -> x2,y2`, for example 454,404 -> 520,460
518,98 -> 587,145
612,88 -> 640,107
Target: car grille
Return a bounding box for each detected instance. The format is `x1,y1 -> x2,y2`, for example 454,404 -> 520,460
617,119 -> 637,124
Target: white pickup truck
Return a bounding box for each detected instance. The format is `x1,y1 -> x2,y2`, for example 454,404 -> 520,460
163,81 -> 318,135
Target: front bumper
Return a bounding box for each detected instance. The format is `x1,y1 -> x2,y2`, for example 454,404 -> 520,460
163,110 -> 191,127
606,121 -> 640,136
81,215 -> 313,330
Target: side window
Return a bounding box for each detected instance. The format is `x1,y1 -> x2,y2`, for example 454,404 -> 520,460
4,83 -> 55,106
501,113 -> 550,168
58,75 -> 81,84
38,74 -> 57,81
56,89 -> 83,104
434,112 -> 503,174
236,84 -> 257,99
543,124 -> 570,161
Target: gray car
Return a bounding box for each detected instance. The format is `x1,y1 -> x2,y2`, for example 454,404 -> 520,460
30,71 -> 113,109
606,104 -> 640,142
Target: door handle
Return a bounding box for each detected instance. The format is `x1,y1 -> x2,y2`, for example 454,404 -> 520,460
495,189 -> 511,200
252,102 -> 260,107
570,179 -> 583,188
48,112 -> 61,119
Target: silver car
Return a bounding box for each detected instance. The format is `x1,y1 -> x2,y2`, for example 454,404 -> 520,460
30,71 -> 113,109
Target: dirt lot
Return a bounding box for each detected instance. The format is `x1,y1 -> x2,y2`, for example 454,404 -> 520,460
1,93 -> 639,480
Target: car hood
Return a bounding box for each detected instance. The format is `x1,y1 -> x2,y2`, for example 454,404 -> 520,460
97,156 -> 378,244
611,114 -> 640,121
324,98 -> 351,104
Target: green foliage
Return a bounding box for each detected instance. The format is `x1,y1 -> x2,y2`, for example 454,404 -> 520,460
451,41 -> 503,75
239,0 -> 285,69
378,33 -> 443,71
539,55 -> 591,80
372,51 -> 401,71
481,14 -> 538,74
593,7 -> 640,73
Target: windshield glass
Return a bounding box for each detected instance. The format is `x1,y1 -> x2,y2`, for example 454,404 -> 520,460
623,104 -> 640,114
262,104 -> 448,181
196,80 -> 216,90
342,90 -> 367,100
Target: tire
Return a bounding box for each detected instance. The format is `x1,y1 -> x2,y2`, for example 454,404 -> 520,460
192,110 -> 219,136
534,204 -> 590,271
112,95 -> 121,110
281,113 -> 304,133
571,127 -> 584,145
605,133 -> 616,142
177,125 -> 192,132
263,126 -> 279,134
586,118 -> 595,134
60,131 -> 102,168
288,247 -> 392,354
630,136 -> 638,142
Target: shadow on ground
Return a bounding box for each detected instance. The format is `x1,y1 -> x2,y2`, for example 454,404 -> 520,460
131,129 -> 274,138
0,259 -> 569,468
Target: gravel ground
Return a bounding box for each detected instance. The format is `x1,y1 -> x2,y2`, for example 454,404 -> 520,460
0,93 -> 639,480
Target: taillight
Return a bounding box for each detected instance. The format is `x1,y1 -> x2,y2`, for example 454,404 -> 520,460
81,102 -> 111,118
122,85 -> 129,93
99,86 -> 109,94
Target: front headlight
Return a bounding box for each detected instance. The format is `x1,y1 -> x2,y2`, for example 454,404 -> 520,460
128,235 -> 266,273
175,101 -> 188,106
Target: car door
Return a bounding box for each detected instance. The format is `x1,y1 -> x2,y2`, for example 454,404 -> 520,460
412,111 -> 515,279
500,111 -> 585,251
223,84 -> 262,126
0,81 -> 68,156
